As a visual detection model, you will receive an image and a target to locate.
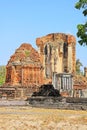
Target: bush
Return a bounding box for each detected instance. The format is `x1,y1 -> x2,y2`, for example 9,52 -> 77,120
0,66 -> 6,86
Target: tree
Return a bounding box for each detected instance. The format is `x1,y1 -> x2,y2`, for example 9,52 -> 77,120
75,0 -> 87,45
0,66 -> 6,86
76,59 -> 83,75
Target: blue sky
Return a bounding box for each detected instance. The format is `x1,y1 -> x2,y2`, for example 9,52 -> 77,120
0,0 -> 87,70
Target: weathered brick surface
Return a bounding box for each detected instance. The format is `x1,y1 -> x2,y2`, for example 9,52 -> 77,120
36,33 -> 76,76
5,33 -> 76,89
6,43 -> 44,88
3,33 -> 87,98
4,33 -> 77,97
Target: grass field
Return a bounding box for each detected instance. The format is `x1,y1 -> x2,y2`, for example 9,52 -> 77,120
0,106 -> 87,130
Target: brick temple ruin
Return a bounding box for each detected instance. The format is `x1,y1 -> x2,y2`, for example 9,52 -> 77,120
1,33 -> 87,98
6,33 -> 76,86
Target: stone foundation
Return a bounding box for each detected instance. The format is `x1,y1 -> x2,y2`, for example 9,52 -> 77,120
28,97 -> 87,110
0,86 -> 40,99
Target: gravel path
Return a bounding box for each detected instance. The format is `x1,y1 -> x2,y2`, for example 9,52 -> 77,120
0,99 -> 29,106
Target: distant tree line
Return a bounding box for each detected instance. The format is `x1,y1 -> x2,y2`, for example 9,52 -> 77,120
0,66 -> 6,86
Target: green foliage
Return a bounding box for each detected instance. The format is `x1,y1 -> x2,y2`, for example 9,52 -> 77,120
75,0 -> 87,45
75,0 -> 87,15
76,59 -> 83,75
0,66 -> 6,86
77,23 -> 87,45
25,50 -> 30,57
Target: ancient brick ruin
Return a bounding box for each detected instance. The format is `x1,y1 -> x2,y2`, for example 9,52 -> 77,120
36,33 -> 76,77
3,33 -> 77,98
1,32 -> 87,100
5,33 -> 76,86
1,32 -> 87,99
6,43 -> 44,87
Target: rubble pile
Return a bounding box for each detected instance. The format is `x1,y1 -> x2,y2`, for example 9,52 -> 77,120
73,75 -> 87,89
32,84 -> 61,97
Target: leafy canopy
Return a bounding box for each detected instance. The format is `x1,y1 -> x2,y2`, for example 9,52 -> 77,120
75,0 -> 87,45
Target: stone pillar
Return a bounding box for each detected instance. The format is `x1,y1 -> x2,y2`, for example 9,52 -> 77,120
35,67 -> 38,84
72,43 -> 76,74
21,89 -> 24,98
28,67 -> 30,85
22,67 -> 25,86
51,48 -> 54,73
34,67 -> 37,84
55,48 -> 58,73
29,67 -> 31,84
32,65 -> 34,84
59,42 -> 63,73
68,44 -> 72,73
60,54 -> 63,73
56,48 -> 63,73
38,46 -> 40,54
43,54 -> 46,78
84,67 -> 87,77
47,44 -> 50,55
31,67 -> 33,84
37,67 -> 39,84
21,67 -> 24,86
40,67 -> 43,84
33,67 -> 35,84
11,66 -> 15,84
54,49 -> 58,73
37,67 -> 40,84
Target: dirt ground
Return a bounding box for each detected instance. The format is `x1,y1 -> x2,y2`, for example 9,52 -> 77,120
0,106 -> 87,130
